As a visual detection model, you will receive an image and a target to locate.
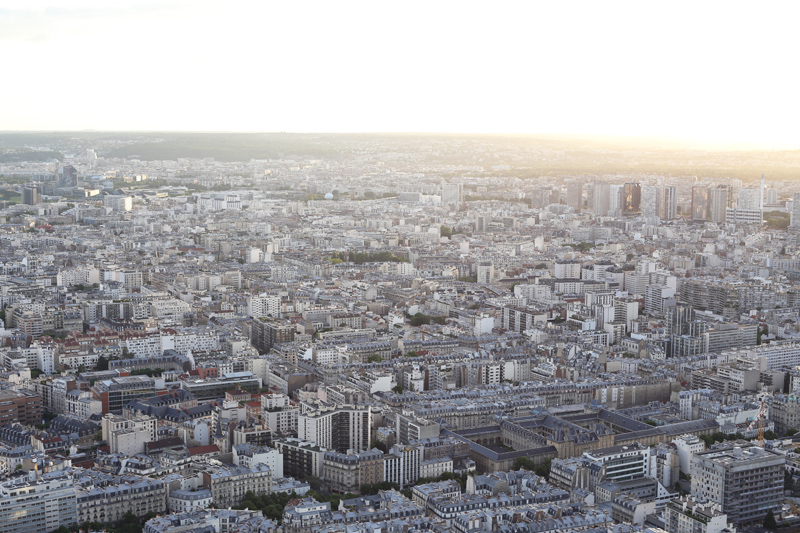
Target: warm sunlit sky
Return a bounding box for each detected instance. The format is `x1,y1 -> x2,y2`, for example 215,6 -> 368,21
2,0 -> 799,149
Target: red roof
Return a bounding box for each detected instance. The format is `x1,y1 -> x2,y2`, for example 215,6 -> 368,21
188,445 -> 220,456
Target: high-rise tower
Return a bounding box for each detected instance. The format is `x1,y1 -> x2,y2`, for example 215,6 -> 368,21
663,186 -> 678,220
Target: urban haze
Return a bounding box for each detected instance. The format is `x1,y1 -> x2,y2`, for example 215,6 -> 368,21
2,2 -> 800,533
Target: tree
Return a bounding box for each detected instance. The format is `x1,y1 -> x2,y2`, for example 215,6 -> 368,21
514,457 -> 536,471
514,457 -> 550,479
369,440 -> 387,453
116,511 -> 142,533
304,476 -> 323,491
764,430 -> 778,441
360,481 -> 399,495
787,428 -> 798,437
392,385 -> 404,394
409,313 -> 430,327
96,356 -> 109,371
764,509 -> 778,530
699,434 -> 715,448
366,353 -> 382,363
712,432 -> 728,443
534,458 -> 551,479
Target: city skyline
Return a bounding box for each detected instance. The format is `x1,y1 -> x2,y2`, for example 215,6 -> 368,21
2,0 -> 800,149
1,127 -> 799,532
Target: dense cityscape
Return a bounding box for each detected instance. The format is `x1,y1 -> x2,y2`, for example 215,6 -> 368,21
2,132 -> 800,533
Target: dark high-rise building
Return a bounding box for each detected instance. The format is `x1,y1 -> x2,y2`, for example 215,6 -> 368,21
475,215 -> 488,233
57,165 -> 78,187
691,186 -> 711,221
22,186 -> 41,205
250,318 -> 295,353
665,305 -> 696,336
621,183 -> 641,215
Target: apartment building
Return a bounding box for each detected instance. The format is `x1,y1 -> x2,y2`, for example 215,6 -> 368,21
690,445 -> 784,525
92,376 -> 158,414
298,405 -> 371,453
75,471 -> 167,525
0,389 -> 43,426
0,470 -> 77,533
202,463 -> 272,508
275,438 -> 328,479
665,496 -> 732,533
101,413 -> 158,455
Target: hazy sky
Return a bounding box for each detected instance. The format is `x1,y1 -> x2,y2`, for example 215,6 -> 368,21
2,0 -> 799,148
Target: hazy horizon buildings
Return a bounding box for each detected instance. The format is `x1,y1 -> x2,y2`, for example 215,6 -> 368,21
56,165 -> 78,187
566,180 -> 583,212
621,183 -> 642,215
663,186 -> 678,219
641,185 -> 662,219
530,187 -> 551,210
691,186 -> 711,221
475,215 -> 488,233
442,182 -> 464,206
609,184 -> 622,216
592,181 -> 610,216
791,193 -> 800,228
766,187 -> 778,205
710,186 -> 728,223
737,188 -> 760,211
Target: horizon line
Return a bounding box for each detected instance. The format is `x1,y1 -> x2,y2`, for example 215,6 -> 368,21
0,130 -> 797,152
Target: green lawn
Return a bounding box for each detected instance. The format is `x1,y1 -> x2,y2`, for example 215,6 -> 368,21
0,190 -> 21,203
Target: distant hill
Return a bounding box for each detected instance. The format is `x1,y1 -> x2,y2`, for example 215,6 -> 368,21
102,133 -> 336,162
0,150 -> 62,163
1,132 -> 799,182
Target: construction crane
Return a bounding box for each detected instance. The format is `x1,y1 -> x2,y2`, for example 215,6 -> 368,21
746,395 -> 771,446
